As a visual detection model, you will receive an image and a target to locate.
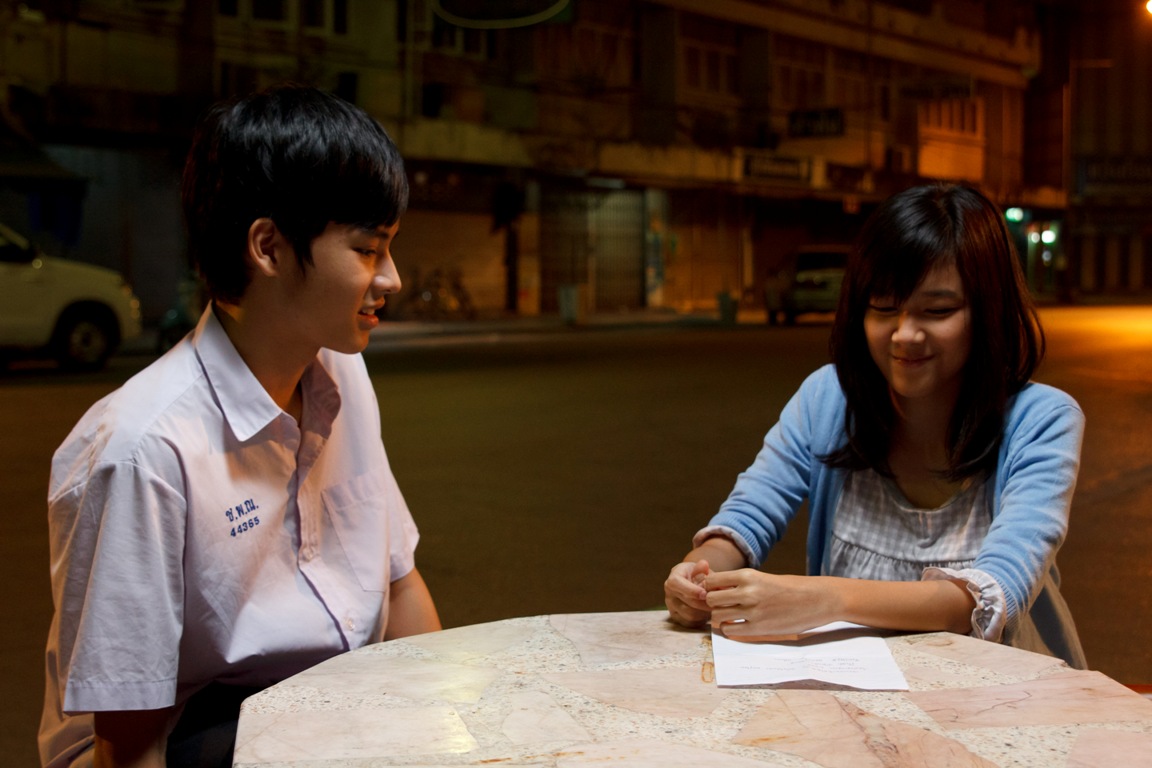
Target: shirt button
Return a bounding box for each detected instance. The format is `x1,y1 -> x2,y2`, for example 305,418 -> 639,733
344,616 -> 356,631
301,547 -> 314,561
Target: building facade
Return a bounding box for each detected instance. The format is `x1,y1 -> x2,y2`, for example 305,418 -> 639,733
1061,0 -> 1152,299
3,0 -> 1131,322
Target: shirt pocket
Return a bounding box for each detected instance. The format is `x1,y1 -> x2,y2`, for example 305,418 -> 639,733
321,474 -> 391,593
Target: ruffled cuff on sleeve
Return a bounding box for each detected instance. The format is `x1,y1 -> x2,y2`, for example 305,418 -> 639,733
923,567 -> 1007,642
692,525 -> 757,567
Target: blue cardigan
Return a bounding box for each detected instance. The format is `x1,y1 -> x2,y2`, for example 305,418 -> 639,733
702,364 -> 1086,668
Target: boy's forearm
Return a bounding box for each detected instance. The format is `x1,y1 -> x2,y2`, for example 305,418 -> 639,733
385,567 -> 442,640
93,708 -> 173,768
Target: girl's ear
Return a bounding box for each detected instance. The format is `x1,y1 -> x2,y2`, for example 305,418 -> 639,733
247,218 -> 286,278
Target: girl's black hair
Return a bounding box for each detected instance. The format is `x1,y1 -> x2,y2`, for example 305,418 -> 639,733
182,83 -> 409,303
823,183 -> 1044,480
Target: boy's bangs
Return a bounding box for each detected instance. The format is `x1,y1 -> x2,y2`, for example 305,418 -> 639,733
326,166 -> 409,230
313,144 -> 409,230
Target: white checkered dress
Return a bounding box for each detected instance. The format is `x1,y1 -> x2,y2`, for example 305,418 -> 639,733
827,468 -> 1006,640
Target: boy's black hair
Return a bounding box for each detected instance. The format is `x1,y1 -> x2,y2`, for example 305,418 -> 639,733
823,183 -> 1044,481
182,84 -> 409,303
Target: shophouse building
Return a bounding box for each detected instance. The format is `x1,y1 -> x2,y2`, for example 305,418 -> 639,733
2,1 -> 1145,321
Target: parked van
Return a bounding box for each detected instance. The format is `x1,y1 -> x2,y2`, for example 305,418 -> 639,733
765,244 -> 851,325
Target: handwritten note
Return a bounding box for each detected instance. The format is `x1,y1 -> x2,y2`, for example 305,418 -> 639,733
710,622 -> 909,690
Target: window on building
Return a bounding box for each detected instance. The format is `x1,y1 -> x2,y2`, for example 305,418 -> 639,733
300,0 -> 348,35
220,61 -> 261,97
335,71 -> 358,104
302,0 -> 324,27
705,51 -> 721,92
462,28 -> 486,55
252,0 -> 286,22
685,47 -> 701,89
1143,235 -> 1152,289
877,83 -> 890,121
919,97 -> 983,136
776,34 -> 828,109
537,16 -> 631,89
725,54 -> 739,96
432,13 -> 458,49
681,13 -> 738,98
422,10 -> 489,57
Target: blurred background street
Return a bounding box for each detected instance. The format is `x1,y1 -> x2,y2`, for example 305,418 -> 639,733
3,1 -> 1152,765
2,305 -> 1150,765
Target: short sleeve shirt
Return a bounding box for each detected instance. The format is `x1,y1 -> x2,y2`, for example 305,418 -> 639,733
40,307 -> 419,767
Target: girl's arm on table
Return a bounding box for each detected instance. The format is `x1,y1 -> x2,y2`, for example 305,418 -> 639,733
703,570 -> 975,637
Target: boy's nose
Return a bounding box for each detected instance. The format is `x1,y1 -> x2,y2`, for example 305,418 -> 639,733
373,262 -> 401,295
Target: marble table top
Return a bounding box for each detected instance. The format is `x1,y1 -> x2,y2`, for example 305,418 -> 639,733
234,610 -> 1152,767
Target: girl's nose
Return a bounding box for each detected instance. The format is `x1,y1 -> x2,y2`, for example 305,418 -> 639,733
892,313 -> 923,343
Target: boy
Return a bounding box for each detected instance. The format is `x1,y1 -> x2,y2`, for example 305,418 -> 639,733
39,85 -> 441,768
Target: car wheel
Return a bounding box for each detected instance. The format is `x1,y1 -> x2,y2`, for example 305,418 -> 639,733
53,308 -> 117,371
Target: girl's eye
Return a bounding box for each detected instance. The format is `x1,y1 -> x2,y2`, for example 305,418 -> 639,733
926,306 -> 961,317
355,248 -> 378,258
868,304 -> 898,315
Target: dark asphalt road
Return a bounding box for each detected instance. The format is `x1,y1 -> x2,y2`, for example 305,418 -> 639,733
2,306 -> 1149,764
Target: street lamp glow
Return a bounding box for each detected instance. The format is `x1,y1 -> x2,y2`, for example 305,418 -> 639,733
1041,230 -> 1057,244
1146,0 -> 1152,15
1005,207 -> 1024,222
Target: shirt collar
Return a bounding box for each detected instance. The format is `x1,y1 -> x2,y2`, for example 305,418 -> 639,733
192,305 -> 294,442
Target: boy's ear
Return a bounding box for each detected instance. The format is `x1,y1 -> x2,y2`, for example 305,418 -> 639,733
247,218 -> 287,277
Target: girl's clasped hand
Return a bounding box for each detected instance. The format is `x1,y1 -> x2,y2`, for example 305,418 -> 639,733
668,559 -> 840,639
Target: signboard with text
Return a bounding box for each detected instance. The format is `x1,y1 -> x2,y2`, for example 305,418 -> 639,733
1078,157 -> 1152,195
787,108 -> 844,138
742,152 -> 810,182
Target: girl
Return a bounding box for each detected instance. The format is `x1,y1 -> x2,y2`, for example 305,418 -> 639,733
664,183 -> 1085,667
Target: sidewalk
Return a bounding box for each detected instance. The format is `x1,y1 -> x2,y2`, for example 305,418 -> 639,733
122,307 -> 740,357
366,307 -> 732,347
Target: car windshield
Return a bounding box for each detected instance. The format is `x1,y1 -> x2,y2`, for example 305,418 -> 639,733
796,251 -> 847,271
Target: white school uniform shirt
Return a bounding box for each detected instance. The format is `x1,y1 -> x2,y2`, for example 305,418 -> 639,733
40,307 -> 419,768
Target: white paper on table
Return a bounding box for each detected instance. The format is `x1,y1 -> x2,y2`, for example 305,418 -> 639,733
710,621 -> 909,690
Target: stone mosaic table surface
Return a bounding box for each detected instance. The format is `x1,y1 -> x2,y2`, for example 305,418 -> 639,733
234,610 -> 1152,767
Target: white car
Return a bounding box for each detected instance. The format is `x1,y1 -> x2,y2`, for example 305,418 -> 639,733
0,221 -> 142,370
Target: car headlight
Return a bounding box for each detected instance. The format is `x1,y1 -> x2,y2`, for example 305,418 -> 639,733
120,282 -> 142,319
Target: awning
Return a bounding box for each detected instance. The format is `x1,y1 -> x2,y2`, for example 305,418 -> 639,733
0,113 -> 86,192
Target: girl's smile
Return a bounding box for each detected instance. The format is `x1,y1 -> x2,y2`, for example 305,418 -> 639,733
864,262 -> 971,408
